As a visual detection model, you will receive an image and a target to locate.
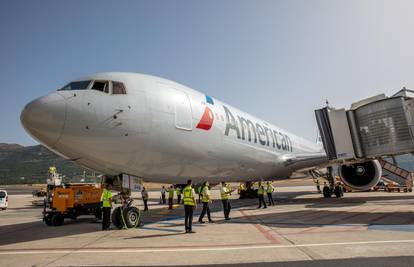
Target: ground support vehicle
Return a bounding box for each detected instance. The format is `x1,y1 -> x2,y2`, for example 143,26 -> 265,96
43,184 -> 102,226
0,189 -> 8,210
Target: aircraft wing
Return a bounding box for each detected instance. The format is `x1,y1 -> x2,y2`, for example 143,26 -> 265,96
281,152 -> 328,172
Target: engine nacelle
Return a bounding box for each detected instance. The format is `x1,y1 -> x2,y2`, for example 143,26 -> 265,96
338,160 -> 382,191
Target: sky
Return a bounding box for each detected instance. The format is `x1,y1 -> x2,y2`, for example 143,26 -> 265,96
1,0 -> 414,146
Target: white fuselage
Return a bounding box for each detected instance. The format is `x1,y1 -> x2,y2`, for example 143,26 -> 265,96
21,72 -> 326,184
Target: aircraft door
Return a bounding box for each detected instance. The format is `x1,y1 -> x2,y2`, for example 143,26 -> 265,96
174,90 -> 193,131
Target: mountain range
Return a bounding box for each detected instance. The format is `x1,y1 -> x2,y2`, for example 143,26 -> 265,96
0,143 -> 90,184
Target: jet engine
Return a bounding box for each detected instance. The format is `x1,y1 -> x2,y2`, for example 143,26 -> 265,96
338,160 -> 382,191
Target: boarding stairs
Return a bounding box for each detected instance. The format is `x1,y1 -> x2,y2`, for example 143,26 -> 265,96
378,158 -> 413,190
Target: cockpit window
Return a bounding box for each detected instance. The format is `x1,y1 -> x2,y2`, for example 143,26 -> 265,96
92,81 -> 109,93
59,80 -> 91,91
112,81 -> 126,94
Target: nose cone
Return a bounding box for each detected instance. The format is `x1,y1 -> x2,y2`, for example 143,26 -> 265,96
21,93 -> 66,147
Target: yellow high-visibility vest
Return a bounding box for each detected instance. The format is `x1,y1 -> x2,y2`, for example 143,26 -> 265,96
168,188 -> 174,198
202,187 -> 210,203
267,184 -> 274,193
101,188 -> 112,208
257,185 -> 264,195
183,185 -> 195,206
221,187 -> 229,200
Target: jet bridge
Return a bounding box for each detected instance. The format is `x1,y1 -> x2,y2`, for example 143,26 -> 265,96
315,88 -> 414,192
315,88 -> 414,162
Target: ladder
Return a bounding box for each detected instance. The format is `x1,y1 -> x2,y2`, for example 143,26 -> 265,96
378,158 -> 413,189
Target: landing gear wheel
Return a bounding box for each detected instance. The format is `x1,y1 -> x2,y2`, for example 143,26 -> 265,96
323,186 -> 331,198
44,213 -> 53,226
51,213 -> 64,226
334,187 -> 343,198
124,206 -> 141,228
112,207 -> 123,229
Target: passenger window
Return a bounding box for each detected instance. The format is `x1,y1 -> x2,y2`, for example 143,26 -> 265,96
112,81 -> 126,94
92,81 -> 109,93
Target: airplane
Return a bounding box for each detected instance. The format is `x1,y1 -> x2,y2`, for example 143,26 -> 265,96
20,72 -> 381,191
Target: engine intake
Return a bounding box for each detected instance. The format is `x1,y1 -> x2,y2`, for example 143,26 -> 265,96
338,160 -> 382,191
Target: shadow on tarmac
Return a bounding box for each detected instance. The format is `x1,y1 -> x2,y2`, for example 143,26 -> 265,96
1,191 -> 414,246
0,218 -> 101,246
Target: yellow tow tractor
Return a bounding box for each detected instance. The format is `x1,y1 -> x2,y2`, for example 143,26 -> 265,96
43,166 -> 102,226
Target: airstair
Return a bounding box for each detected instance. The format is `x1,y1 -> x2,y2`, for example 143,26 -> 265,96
379,157 -> 413,191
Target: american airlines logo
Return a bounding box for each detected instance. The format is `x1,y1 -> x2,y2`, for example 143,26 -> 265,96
223,105 -> 293,152
196,95 -> 215,130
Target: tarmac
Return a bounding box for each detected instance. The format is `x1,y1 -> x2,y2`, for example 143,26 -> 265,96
1,180 -> 414,266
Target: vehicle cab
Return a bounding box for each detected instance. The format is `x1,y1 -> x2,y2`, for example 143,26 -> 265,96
0,189 -> 8,210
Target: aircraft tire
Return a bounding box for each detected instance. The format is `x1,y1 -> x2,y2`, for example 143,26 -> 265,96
123,206 -> 141,228
323,186 -> 331,198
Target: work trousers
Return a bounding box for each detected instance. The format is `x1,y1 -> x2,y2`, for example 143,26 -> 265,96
177,195 -> 181,204
267,192 -> 275,205
221,199 -> 231,219
102,207 -> 111,230
143,199 -> 148,211
161,193 -> 166,204
258,195 -> 267,208
184,205 -> 194,232
168,198 -> 173,209
198,202 -> 212,222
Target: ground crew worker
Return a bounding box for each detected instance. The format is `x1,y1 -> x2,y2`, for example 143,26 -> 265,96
176,186 -> 182,204
220,182 -> 232,220
168,185 -> 174,209
315,179 -> 321,193
238,183 -> 247,199
100,183 -> 113,230
198,181 -> 214,223
183,179 -> 197,233
266,181 -> 275,206
141,187 -> 149,211
160,186 -> 166,204
257,182 -> 267,209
